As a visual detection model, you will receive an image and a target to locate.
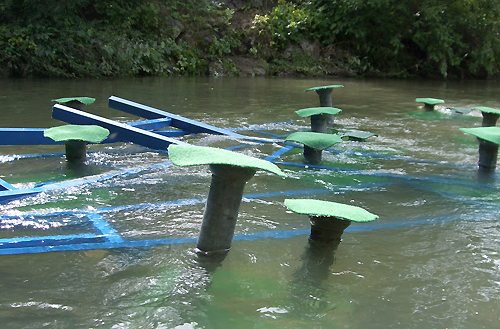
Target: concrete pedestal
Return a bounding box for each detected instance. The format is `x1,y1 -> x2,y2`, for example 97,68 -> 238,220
315,89 -> 335,125
65,140 -> 87,163
196,164 -> 256,254
303,146 -> 322,165
481,112 -> 500,127
309,215 -> 351,249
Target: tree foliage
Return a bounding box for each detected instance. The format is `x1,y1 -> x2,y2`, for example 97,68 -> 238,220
0,0 -> 218,77
307,0 -> 500,78
1,0 -> 500,78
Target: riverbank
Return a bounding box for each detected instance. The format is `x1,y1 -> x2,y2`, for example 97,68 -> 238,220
1,0 -> 499,79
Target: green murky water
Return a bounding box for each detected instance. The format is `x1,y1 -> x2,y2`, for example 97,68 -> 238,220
1,77 -> 499,328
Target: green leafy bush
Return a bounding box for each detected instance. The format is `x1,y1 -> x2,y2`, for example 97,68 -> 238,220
252,0 -> 311,50
307,0 -> 500,78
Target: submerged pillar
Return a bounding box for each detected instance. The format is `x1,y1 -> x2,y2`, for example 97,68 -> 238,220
310,114 -> 328,134
168,144 -> 285,257
303,145 -> 322,165
473,107 -> 500,127
196,164 -> 256,253
460,127 -> 500,179
309,215 -> 352,248
478,139 -> 499,172
284,198 -> 378,248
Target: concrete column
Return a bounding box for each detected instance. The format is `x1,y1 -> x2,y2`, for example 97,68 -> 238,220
478,138 -> 499,172
65,140 -> 87,163
309,215 -> 351,249
310,114 -> 328,134
481,112 -> 500,127
303,146 -> 322,165
315,89 -> 335,125
196,164 -> 256,254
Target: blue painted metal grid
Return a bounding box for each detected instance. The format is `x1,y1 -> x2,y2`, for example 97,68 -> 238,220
1,96 -> 499,255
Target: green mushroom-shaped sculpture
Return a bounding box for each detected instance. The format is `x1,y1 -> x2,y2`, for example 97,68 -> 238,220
295,107 -> 342,133
341,130 -> 378,141
285,131 -> 343,165
305,85 -> 344,108
460,126 -> 500,173
168,144 -> 285,255
416,98 -> 445,111
44,124 -> 110,163
52,97 -> 96,110
305,85 -> 344,125
285,198 -> 378,248
473,107 -> 500,127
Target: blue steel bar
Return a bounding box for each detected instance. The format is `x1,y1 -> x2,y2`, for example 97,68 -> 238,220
86,213 -> 124,243
0,178 -> 17,191
52,104 -> 189,150
0,119 -> 177,145
127,117 -> 173,130
0,128 -> 61,145
108,96 -> 248,138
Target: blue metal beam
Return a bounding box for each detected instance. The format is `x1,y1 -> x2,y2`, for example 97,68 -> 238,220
0,128 -> 62,145
52,104 -> 189,150
127,117 -> 172,130
0,118 -> 177,146
0,233 -> 102,249
108,96 -> 248,138
0,178 -> 17,191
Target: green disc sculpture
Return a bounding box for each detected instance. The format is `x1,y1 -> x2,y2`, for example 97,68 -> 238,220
295,107 -> 342,133
285,199 -> 378,248
448,107 -> 472,115
460,126 -> 500,172
341,130 -> 378,141
44,124 -> 110,163
305,85 -> 344,125
168,144 -> 285,255
415,98 -> 445,111
285,131 -> 342,165
473,107 -> 500,127
52,97 -> 96,110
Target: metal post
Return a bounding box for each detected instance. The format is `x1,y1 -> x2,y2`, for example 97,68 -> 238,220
196,164 -> 256,254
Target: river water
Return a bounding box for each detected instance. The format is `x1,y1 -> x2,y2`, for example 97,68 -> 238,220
0,77 -> 499,328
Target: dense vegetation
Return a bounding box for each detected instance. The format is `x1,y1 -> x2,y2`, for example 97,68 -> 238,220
1,0 -> 499,79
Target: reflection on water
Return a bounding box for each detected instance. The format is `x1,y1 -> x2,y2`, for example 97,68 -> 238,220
1,77 -> 500,328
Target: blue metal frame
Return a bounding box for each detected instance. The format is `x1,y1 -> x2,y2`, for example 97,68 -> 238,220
1,96 -> 494,255
0,96 -> 289,255
108,96 -> 249,138
0,96 -> 253,203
